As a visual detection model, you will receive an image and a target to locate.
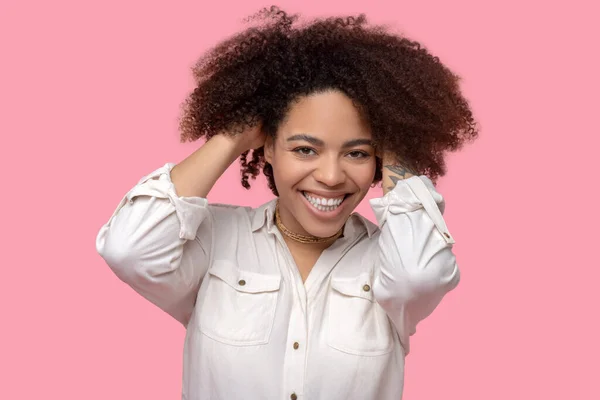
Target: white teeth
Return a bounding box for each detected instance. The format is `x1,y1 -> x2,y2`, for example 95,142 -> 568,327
302,192 -> 345,212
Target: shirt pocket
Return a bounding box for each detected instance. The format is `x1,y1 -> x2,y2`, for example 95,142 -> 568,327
198,260 -> 281,346
327,273 -> 394,356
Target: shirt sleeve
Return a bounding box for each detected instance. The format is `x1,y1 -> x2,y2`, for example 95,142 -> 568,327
369,175 -> 460,354
95,163 -> 212,326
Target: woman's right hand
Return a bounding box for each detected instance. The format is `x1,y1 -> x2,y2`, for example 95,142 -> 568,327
172,123 -> 265,198
223,123 -> 267,154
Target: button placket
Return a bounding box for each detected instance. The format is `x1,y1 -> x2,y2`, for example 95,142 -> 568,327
276,245 -> 307,400
283,302 -> 307,399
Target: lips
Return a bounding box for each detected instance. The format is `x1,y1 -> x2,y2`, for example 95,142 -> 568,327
302,191 -> 348,212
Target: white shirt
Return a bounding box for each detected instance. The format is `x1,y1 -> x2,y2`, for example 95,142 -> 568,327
96,163 -> 459,400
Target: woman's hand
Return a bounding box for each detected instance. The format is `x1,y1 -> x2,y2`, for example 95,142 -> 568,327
382,153 -> 417,195
171,123 -> 265,198
221,123 -> 267,155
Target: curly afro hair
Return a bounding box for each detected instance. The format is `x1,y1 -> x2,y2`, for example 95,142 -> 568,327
179,6 -> 478,195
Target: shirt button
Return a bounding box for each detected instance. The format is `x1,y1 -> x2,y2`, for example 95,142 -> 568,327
363,284 -> 371,292
291,394 -> 298,400
293,342 -> 299,350
238,280 -> 246,286
443,232 -> 450,238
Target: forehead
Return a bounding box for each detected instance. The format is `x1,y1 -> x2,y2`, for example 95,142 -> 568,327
278,90 -> 372,142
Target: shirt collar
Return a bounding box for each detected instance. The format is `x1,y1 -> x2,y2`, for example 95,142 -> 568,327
250,199 -> 378,238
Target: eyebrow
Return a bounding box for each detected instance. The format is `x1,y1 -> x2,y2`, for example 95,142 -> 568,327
287,134 -> 373,149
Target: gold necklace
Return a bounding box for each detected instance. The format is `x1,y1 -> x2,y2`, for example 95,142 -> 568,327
274,202 -> 343,244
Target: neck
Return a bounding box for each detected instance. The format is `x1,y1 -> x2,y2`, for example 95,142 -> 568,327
274,201 -> 342,249
282,232 -> 334,253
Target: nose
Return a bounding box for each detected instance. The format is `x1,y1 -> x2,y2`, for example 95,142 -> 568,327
313,155 -> 346,187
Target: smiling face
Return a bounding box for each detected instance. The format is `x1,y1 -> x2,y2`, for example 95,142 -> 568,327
264,89 -> 377,238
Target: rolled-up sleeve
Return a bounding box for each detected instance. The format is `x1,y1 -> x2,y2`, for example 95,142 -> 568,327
370,175 -> 460,354
96,163 -> 212,326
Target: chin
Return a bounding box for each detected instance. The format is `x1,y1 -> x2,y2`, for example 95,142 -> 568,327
293,188 -> 363,236
281,188 -> 362,238
296,199 -> 354,238
303,223 -> 345,239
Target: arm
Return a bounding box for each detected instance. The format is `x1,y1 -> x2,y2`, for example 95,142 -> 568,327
96,133 -> 256,326
170,134 -> 247,198
381,155 -> 416,195
371,155 -> 459,353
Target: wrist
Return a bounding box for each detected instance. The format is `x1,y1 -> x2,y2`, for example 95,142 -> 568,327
381,155 -> 417,194
210,134 -> 248,158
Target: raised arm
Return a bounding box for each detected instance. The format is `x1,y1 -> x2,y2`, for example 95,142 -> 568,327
370,155 -> 460,353
96,131 -> 262,326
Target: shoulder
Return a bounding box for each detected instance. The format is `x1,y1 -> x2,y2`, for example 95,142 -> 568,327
207,202 -> 252,222
347,211 -> 380,238
206,200 -> 275,232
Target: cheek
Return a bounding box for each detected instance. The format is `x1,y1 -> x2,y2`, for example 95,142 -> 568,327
271,156 -> 305,191
352,161 -> 377,190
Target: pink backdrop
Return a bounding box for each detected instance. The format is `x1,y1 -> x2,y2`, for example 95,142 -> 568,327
1,0 -> 598,398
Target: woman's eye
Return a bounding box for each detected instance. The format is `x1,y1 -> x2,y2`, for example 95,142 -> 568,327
294,147 -> 316,156
347,151 -> 369,159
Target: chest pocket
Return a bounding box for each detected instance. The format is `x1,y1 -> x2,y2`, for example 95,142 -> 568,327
327,273 -> 394,356
198,260 -> 281,346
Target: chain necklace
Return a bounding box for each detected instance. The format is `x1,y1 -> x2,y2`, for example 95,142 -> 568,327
274,202 -> 343,244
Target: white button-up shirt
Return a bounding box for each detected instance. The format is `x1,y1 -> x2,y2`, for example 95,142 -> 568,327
96,163 -> 459,400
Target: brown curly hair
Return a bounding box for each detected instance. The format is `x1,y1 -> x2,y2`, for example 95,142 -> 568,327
179,6 -> 478,195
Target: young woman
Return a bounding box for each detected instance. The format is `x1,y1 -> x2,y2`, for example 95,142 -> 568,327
96,6 -> 478,399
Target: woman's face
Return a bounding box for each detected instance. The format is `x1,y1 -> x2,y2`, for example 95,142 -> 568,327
264,89 -> 377,238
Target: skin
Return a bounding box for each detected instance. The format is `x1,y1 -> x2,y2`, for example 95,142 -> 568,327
382,163 -> 416,192
171,89 -> 416,282
264,89 -> 416,281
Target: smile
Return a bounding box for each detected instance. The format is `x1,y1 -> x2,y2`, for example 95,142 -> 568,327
302,191 -> 346,212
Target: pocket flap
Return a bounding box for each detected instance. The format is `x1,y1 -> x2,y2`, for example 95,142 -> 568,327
331,273 -> 374,302
208,260 -> 281,293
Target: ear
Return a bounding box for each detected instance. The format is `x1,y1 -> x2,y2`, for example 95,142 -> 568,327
264,135 -> 274,164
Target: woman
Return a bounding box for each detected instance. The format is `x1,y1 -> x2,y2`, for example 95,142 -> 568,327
96,6 -> 478,399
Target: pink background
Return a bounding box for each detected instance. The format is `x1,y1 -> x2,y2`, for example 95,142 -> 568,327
1,0 -> 598,398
